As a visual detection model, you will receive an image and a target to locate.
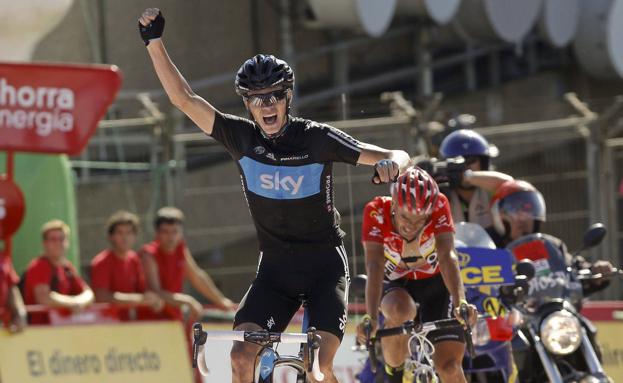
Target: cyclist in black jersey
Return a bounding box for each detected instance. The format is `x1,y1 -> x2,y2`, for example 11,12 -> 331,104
139,8 -> 412,383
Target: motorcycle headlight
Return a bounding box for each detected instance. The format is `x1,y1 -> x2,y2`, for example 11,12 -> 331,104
539,311 -> 582,355
472,317 -> 491,346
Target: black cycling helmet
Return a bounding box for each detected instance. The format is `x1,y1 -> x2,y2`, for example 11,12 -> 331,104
439,129 -> 498,170
235,54 -> 294,96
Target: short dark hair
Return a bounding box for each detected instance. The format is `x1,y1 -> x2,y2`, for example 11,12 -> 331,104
154,207 -> 185,229
107,210 -> 140,235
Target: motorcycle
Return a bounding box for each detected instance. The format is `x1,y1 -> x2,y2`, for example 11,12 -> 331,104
455,222 -> 532,383
506,223 -> 619,383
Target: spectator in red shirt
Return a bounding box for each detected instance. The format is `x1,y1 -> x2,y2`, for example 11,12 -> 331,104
141,207 -> 233,321
91,211 -> 163,320
23,220 -> 94,324
0,251 -> 26,332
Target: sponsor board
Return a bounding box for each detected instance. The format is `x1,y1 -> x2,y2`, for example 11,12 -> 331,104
457,247 -> 515,286
0,322 -> 192,383
0,62 -> 121,154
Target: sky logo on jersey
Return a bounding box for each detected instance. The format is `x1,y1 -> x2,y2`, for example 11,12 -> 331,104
239,156 -> 324,199
260,173 -> 303,194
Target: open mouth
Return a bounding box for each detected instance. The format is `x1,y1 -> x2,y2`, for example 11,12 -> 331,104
263,114 -> 278,125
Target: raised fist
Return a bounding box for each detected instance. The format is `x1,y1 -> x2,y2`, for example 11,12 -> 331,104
138,8 -> 165,46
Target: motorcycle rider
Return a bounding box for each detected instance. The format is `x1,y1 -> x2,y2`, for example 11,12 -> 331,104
488,179 -> 614,294
489,179 -> 615,380
434,129 -> 517,382
437,128 -> 512,227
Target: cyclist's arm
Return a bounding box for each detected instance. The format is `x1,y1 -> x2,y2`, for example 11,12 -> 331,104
463,170 -> 513,192
357,144 -> 411,172
435,232 -> 466,306
184,248 -> 233,310
34,284 -> 94,309
145,39 -> 217,135
363,241 -> 385,322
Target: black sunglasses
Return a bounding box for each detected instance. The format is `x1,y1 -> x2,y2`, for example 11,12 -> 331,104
244,89 -> 288,107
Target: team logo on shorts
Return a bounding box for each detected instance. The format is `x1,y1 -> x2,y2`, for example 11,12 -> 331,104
338,310 -> 347,332
267,316 -> 275,329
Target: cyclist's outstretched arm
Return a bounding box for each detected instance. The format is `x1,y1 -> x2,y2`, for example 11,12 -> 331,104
357,144 -> 411,169
139,8 -> 217,135
357,144 -> 411,183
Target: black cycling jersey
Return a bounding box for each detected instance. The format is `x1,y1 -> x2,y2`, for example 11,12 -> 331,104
210,111 -> 363,251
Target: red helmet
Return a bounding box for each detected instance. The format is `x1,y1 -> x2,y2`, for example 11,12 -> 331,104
491,180 -> 546,234
391,166 -> 440,215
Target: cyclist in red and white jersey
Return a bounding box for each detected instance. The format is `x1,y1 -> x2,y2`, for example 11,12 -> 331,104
357,167 -> 477,383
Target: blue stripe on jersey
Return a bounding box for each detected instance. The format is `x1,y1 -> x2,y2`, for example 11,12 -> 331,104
239,156 -> 324,200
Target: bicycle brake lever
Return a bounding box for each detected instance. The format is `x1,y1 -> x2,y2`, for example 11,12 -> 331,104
459,305 -> 475,358
306,327 -> 325,381
192,322 -> 207,368
311,347 -> 325,381
363,319 -> 379,374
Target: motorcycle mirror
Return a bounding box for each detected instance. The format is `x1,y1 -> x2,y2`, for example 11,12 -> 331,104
581,223 -> 607,251
350,274 -> 367,300
516,259 -> 536,281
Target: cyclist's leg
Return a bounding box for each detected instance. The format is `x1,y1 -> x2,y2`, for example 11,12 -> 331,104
304,244 -> 352,383
418,274 -> 466,383
430,340 -> 466,383
379,285 -> 417,382
313,330 -> 341,383
231,277 -> 300,383
231,322 -> 263,383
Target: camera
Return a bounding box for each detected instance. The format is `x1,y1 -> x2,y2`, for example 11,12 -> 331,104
416,156 -> 466,189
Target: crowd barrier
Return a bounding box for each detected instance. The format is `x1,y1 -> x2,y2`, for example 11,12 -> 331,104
0,301 -> 621,383
0,319 -> 193,383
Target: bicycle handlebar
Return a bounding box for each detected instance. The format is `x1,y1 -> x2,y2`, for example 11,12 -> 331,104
363,319 -> 378,373
192,323 -> 325,382
459,304 -> 475,358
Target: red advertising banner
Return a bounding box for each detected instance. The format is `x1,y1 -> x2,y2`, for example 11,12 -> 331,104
0,62 -> 122,155
0,178 -> 25,239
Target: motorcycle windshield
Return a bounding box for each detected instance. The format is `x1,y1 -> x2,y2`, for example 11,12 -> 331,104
456,223 -> 516,340
454,222 -> 497,249
455,222 -> 515,287
506,234 -> 583,306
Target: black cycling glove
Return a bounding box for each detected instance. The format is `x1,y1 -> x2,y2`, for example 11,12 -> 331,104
139,11 -> 165,46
